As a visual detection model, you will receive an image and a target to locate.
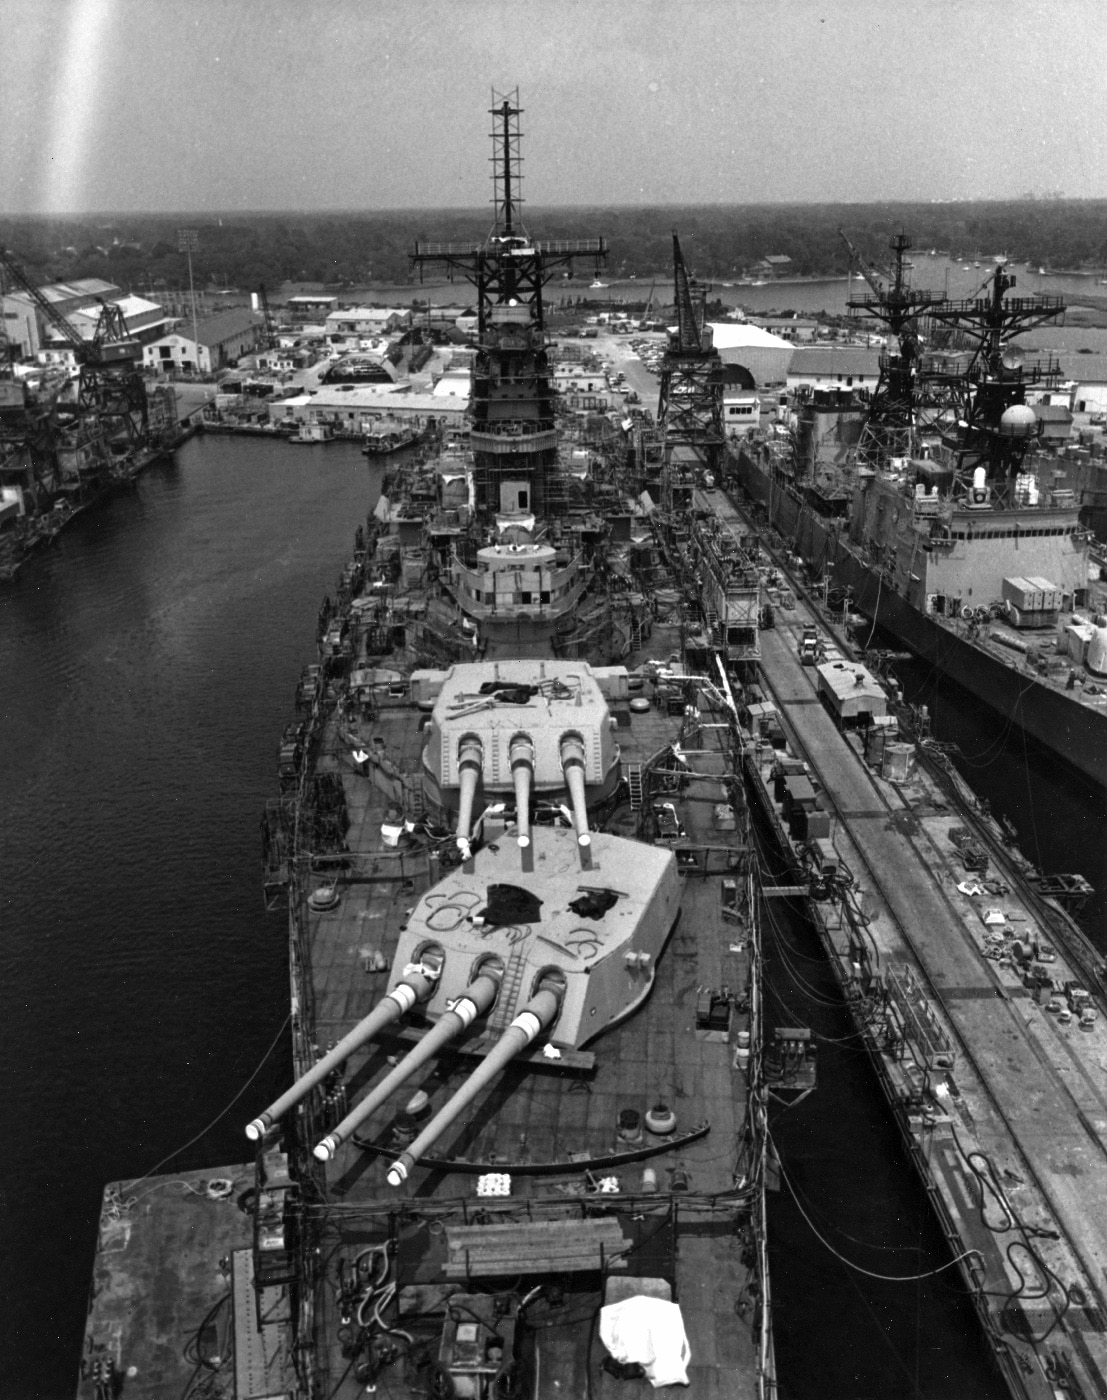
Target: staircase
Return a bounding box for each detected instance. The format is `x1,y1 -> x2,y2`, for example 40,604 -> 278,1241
626,763 -> 644,811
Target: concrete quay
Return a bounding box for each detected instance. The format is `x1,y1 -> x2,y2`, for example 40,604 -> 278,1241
749,595 -> 1107,1400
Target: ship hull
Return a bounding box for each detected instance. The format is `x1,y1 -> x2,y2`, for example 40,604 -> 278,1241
732,446 -> 1107,789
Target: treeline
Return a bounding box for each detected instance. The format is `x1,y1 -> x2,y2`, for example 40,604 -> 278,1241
3,199 -> 1106,295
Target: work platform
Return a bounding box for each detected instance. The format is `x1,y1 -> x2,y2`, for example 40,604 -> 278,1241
78,1166 -> 295,1400
750,597 -> 1107,1400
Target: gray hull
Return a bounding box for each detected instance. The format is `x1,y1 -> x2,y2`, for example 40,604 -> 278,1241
733,449 -> 1107,790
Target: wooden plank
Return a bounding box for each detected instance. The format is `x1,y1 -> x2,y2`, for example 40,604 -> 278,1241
443,1253 -> 627,1278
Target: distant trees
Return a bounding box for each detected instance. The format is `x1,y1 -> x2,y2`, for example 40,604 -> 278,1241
3,199 -> 1107,298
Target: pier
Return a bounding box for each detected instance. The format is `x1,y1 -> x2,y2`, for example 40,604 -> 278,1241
736,496 -> 1107,1398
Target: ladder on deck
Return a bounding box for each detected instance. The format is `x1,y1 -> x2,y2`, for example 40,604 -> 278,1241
626,763 -> 644,811
487,942 -> 531,1035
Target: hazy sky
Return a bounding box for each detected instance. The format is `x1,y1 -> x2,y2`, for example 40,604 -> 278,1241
3,0 -> 1105,215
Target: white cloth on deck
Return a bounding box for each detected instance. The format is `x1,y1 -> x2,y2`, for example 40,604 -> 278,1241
599,1294 -> 691,1388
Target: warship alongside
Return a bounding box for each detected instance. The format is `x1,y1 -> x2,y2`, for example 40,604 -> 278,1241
238,94 -> 773,1398
731,236 -> 1107,788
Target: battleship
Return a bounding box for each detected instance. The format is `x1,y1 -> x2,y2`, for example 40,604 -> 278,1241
233,93 -> 773,1399
730,234 -> 1107,789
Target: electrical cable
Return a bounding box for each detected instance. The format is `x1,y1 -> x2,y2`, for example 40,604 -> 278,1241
772,1131 -> 980,1283
122,1011 -> 291,1193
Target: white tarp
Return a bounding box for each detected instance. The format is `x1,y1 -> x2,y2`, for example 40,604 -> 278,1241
599,1295 -> 691,1388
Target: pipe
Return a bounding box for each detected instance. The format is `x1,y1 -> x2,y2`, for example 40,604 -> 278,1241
245,969 -> 437,1141
387,986 -> 562,1187
510,736 -> 535,848
455,737 -> 484,856
559,734 -> 591,847
313,973 -> 500,1161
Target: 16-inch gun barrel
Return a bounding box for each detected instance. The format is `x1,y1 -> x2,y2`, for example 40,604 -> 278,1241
387,984 -> 562,1186
510,735 -> 534,848
560,734 -> 591,847
245,967 -> 438,1141
455,737 -> 484,857
312,971 -> 501,1161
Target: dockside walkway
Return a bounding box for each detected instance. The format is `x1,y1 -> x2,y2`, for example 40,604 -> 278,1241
756,611 -> 1107,1396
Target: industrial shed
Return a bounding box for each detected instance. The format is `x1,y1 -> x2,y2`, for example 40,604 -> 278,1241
816,659 -> 887,729
706,323 -> 793,388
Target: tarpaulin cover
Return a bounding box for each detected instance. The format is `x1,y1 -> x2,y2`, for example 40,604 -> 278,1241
477,884 -> 543,928
598,1296 -> 691,1388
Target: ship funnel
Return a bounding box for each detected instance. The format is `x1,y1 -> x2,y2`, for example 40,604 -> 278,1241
559,733 -> 591,847
510,735 -> 535,848
245,964 -> 439,1141
455,736 -> 484,857
312,970 -> 501,1161
387,980 -> 563,1187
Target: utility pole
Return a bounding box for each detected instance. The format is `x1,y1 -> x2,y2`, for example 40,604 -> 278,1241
177,228 -> 199,375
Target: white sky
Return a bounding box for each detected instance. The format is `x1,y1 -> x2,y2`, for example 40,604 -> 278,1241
3,0 -> 1105,215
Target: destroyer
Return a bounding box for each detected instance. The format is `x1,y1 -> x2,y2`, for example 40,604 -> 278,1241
732,235 -> 1107,787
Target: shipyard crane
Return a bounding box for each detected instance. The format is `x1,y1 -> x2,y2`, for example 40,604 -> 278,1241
257,283 -> 278,351
637,279 -> 658,331
0,247 -> 149,467
656,232 -> 725,485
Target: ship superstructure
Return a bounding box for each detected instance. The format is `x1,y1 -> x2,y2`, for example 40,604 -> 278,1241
733,240 -> 1107,786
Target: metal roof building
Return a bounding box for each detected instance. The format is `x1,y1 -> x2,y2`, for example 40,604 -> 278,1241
705,322 -> 793,387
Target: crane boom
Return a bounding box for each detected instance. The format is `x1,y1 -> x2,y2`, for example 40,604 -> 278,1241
0,247 -> 88,355
671,233 -> 702,352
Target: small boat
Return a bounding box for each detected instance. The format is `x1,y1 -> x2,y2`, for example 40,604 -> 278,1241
290,422 -> 334,444
362,420 -> 424,456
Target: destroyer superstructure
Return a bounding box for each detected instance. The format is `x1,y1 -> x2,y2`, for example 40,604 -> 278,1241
733,236 -> 1107,786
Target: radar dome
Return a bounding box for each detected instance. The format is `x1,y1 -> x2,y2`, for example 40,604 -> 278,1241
999,404 -> 1037,437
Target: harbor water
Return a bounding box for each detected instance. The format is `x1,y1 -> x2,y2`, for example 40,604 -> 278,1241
0,436 -> 377,1399
0,431 -> 1100,1398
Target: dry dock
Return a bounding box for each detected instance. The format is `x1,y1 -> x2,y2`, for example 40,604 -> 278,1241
738,519 -> 1107,1399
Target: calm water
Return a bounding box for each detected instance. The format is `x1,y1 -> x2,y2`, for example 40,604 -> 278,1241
0,436 -> 377,1399
370,263 -> 1107,365
0,431 -> 1096,1399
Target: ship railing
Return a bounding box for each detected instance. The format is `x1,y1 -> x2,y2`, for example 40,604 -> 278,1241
745,864 -> 775,1398
935,292 -> 1065,316
414,238 -> 606,257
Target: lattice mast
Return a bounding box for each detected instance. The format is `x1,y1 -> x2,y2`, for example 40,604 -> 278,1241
842,230 -> 946,466
924,261 -> 1065,494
